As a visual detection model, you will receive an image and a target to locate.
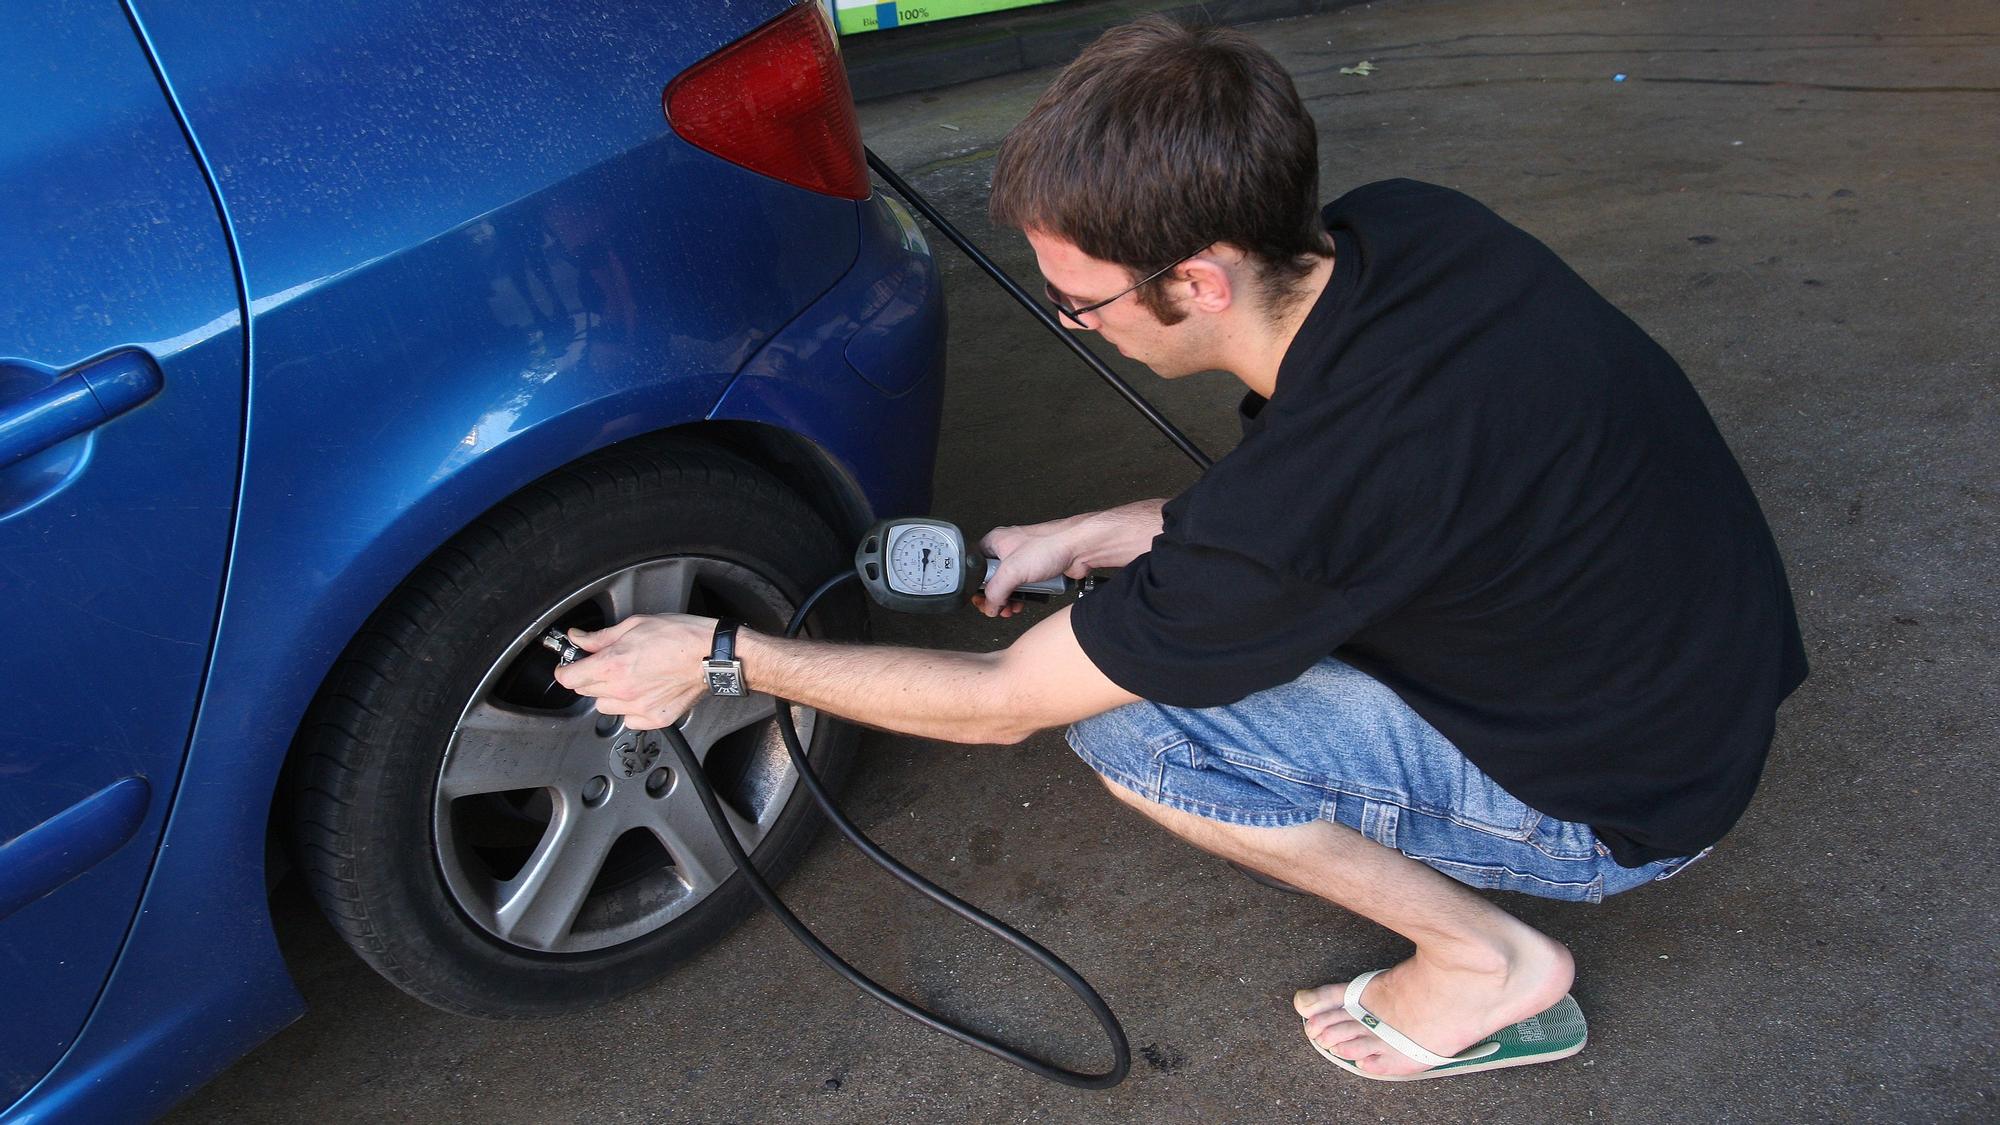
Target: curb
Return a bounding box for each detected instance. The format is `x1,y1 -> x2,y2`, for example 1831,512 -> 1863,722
843,0 -> 1366,101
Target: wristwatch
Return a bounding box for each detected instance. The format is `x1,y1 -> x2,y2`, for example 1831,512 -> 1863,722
702,618 -> 746,697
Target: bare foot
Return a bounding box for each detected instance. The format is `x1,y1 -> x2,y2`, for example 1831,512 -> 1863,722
1292,936 -> 1574,1077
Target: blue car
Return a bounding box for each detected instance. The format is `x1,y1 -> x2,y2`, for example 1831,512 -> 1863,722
0,1 -> 944,1118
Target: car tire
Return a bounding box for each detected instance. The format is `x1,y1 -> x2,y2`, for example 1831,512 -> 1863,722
291,440 -> 865,1017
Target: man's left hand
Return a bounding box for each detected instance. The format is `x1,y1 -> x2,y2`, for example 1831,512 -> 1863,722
552,614 -> 715,730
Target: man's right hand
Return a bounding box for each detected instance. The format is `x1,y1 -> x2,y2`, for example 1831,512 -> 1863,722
974,499 -> 1168,618
976,521 -> 1094,618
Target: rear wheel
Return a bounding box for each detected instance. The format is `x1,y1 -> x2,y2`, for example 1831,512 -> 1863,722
293,442 -> 863,1016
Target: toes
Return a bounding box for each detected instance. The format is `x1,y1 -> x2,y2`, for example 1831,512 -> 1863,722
1328,1035 -> 1375,1062
1305,1010 -> 1361,1039
1309,1019 -> 1370,1056
1293,983 -> 1347,1020
1296,980 -> 1432,1076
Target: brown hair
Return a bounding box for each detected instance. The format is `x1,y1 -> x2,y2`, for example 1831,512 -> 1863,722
988,16 -> 1329,322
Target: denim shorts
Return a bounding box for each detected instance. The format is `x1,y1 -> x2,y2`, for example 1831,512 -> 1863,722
1066,657 -> 1706,904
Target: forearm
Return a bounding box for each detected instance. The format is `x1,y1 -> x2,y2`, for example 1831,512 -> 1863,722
735,630 -> 1030,745
1053,498 -> 1166,569
558,601 -> 1135,742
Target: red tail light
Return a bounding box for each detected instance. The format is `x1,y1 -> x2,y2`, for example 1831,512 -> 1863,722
665,4 -> 870,200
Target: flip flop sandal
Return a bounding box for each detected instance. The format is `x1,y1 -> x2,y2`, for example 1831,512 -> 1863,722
1301,969 -> 1588,1081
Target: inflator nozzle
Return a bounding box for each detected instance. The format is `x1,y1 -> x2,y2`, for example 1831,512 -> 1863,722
539,628 -> 584,666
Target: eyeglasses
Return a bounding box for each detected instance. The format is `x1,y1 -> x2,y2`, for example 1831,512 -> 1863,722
1044,247 -> 1206,327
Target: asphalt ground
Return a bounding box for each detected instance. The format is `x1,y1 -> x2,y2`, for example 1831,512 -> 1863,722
171,0 -> 1998,1120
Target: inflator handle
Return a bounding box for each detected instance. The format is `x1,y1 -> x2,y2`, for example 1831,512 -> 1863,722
980,557 -> 1075,601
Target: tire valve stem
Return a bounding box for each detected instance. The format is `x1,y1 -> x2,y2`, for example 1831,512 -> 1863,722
540,628 -> 584,667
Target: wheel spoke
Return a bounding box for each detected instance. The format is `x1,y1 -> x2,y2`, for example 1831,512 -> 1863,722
440,702 -> 580,800
677,692 -> 781,760
492,800 -> 624,951
646,780 -> 766,896
597,558 -> 700,621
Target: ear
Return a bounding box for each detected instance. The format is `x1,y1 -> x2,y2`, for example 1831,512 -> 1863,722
1176,247 -> 1239,314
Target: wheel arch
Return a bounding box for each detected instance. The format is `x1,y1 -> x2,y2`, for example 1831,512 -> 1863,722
682,419 -> 878,545
258,419 -> 874,914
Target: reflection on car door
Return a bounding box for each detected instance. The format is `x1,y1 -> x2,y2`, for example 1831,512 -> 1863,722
0,3 -> 245,1106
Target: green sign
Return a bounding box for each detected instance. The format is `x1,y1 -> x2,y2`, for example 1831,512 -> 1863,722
836,0 -> 1067,36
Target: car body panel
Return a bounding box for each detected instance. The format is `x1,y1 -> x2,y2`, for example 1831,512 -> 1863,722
113,0 -> 868,754
712,194 -> 946,521
3,2 -> 947,1115
125,0 -> 852,320
0,3 -> 246,1108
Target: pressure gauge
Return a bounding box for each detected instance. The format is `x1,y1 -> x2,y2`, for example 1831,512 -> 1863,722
856,520 -> 975,613
854,518 -> 1085,615
887,523 -> 960,596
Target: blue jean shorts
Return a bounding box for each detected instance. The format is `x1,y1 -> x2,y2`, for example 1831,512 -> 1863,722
1066,657 -> 1706,904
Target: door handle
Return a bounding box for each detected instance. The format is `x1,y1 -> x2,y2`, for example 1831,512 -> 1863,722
0,775 -> 152,923
0,349 -> 165,470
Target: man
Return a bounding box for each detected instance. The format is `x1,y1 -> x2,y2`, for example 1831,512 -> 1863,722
556,17 -> 1806,1080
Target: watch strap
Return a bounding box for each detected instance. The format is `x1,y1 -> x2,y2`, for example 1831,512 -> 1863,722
703,618 -> 746,697
709,618 -> 741,662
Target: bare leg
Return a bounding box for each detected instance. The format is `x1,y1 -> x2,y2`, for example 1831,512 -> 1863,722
1097,778 -> 1574,1077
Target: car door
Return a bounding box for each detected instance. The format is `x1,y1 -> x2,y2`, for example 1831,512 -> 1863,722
0,3 -> 245,1107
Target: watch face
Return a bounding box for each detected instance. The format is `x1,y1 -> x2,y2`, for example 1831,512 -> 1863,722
885,524 -> 959,596
704,664 -> 744,696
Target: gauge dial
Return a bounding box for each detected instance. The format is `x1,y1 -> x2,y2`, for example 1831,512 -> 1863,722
886,524 -> 960,595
